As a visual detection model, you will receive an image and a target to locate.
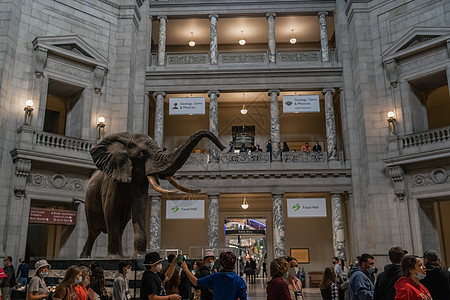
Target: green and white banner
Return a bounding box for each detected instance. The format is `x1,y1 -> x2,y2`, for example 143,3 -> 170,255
166,200 -> 205,219
287,198 -> 327,217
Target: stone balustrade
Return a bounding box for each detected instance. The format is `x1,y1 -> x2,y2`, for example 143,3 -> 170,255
282,151 -> 327,163
401,126 -> 450,149
185,153 -> 209,164
34,131 -> 95,152
150,49 -> 337,67
220,152 -> 270,164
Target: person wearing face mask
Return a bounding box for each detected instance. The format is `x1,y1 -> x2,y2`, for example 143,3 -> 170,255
140,252 -> 181,300
75,267 -> 91,300
194,251 -> 216,300
419,249 -> 450,300
26,260 -> 51,300
320,267 -> 339,300
285,257 -> 304,300
266,257 -> 290,300
348,253 -> 375,300
394,255 -> 432,300
113,261 -> 131,300
53,265 -> 82,300
87,267 -> 109,300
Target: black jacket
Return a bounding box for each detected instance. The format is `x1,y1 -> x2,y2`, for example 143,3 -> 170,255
373,264 -> 402,300
420,264 -> 450,300
196,266 -> 213,300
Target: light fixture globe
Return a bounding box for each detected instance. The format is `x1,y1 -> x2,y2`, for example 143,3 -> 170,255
98,116 -> 105,124
290,37 -> 297,44
239,30 -> 246,46
25,99 -> 34,107
189,32 -> 195,47
387,111 -> 395,118
241,197 -> 249,209
240,104 -> 248,115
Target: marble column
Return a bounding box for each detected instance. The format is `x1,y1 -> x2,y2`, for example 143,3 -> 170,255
153,91 -> 166,148
208,194 -> 219,249
272,193 -> 285,257
323,88 -> 337,160
331,193 -> 346,260
266,13 -> 276,63
318,11 -> 330,62
209,14 -> 219,65
149,196 -> 161,251
268,89 -> 281,161
208,90 -> 220,162
157,15 -> 167,66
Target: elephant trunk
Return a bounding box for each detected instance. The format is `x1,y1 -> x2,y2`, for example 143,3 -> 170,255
157,130 -> 225,177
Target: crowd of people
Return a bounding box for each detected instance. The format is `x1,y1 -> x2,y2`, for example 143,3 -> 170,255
317,246 -> 450,300
1,247 -> 449,300
227,140 -> 322,158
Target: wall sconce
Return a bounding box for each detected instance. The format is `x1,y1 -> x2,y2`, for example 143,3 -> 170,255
188,32 -> 196,47
24,99 -> 34,125
240,93 -> 248,115
241,197 -> 249,209
97,116 -> 105,140
387,111 -> 396,135
239,31 -> 246,46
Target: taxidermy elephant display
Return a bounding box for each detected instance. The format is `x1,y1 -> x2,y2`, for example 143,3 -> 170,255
80,130 -> 225,258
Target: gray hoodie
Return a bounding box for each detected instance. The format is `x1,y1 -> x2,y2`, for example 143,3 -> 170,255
112,272 -> 129,300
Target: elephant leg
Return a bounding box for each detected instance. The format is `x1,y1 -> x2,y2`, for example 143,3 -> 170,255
80,229 -> 102,258
131,192 -> 148,257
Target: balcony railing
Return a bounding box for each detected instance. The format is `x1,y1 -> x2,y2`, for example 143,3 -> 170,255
185,153 -> 209,164
401,126 -> 450,149
150,49 -> 337,68
220,152 -> 270,164
34,131 -> 94,153
282,151 -> 326,163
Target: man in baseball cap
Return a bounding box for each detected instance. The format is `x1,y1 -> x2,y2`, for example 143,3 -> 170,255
420,249 -> 450,300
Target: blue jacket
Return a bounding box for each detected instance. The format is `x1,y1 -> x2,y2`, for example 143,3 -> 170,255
197,271 -> 247,300
348,268 -> 374,300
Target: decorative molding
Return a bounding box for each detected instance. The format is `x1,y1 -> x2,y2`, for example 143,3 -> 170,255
219,52 -> 267,64
384,59 -> 398,88
35,49 -> 48,78
29,173 -> 86,191
14,159 -> 32,197
47,53 -> 95,72
278,51 -> 320,62
46,59 -> 92,79
387,165 -> 405,200
166,54 -> 208,65
282,151 -> 326,163
93,66 -> 106,94
412,168 -> 449,187
220,152 -> 270,164
185,153 -> 208,165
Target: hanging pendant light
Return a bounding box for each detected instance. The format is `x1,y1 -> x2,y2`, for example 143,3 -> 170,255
239,30 -> 246,46
241,197 -> 249,209
189,32 -> 196,47
240,93 -> 248,114
289,29 -> 297,44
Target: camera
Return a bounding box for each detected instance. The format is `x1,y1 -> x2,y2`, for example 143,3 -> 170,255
177,254 -> 185,266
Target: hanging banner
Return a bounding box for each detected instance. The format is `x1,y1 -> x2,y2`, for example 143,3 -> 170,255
29,207 -> 77,225
283,95 -> 320,113
287,198 -> 327,217
166,200 -> 205,219
169,97 -> 205,115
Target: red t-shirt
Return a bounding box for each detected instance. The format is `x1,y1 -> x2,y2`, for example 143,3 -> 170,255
75,285 -> 87,300
394,277 -> 432,300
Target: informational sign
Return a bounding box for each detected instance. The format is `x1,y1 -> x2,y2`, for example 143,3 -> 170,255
166,200 -> 204,219
290,248 -> 310,264
282,95 -> 320,113
287,198 -> 327,217
29,207 -> 77,225
169,97 -> 205,115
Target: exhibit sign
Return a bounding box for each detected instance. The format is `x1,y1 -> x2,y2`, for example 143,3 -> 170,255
169,97 -> 205,115
282,95 -> 320,113
166,200 -> 205,219
29,207 -> 77,225
287,198 -> 327,217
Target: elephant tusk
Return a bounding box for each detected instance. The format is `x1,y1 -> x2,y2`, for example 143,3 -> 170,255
147,176 -> 178,194
166,176 -> 201,194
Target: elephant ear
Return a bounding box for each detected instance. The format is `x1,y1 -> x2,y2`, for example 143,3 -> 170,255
90,139 -> 133,183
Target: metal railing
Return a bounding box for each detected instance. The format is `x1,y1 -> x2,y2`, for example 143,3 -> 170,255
220,152 -> 270,164
282,151 -> 326,163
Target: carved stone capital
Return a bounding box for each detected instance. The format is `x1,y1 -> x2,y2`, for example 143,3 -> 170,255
385,59 -> 399,88
93,66 -> 106,94
318,11 -> 329,18
157,15 -> 167,21
388,165 -> 405,200
209,14 -> 219,20
13,159 -> 32,197
268,89 -> 280,96
35,49 -> 48,78
207,90 -> 220,98
322,88 -> 335,95
266,12 -> 276,19
153,91 -> 166,99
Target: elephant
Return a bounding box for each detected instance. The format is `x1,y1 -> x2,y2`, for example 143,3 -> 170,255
80,130 -> 225,258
